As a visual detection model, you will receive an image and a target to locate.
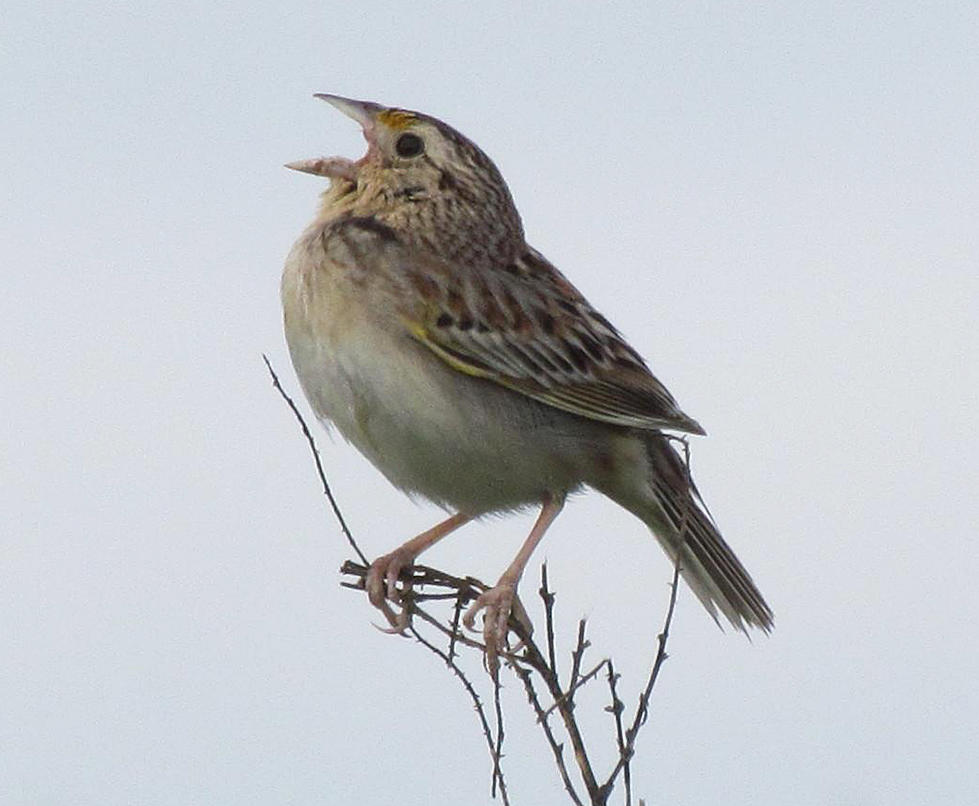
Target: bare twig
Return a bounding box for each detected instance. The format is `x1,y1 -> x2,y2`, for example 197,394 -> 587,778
567,620 -> 591,710
263,354 -> 366,565
540,564 -> 558,679
492,674 -> 506,800
511,661 -> 585,806
601,558 -> 681,796
604,660 -> 630,806
523,579 -> 602,803
449,590 -> 465,662
543,659 -> 606,721
409,626 -> 510,805
598,436 -> 693,803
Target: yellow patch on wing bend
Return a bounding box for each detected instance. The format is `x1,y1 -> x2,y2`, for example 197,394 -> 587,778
404,319 -> 492,379
378,109 -> 417,130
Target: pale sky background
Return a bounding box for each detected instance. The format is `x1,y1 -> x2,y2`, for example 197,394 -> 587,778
3,3 -> 977,804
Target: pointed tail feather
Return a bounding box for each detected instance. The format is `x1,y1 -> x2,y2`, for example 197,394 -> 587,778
600,435 -> 773,633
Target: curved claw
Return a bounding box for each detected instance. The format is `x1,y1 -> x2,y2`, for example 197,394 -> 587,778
365,549 -> 417,632
366,551 -> 411,607
463,583 -> 519,677
361,513 -> 473,639
371,612 -> 411,636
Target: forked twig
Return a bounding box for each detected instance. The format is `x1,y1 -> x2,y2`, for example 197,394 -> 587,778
542,659 -> 605,721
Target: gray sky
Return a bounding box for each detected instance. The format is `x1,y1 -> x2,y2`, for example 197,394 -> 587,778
3,2 -> 977,804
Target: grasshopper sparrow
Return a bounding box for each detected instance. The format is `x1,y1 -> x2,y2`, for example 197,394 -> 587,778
282,95 -> 773,671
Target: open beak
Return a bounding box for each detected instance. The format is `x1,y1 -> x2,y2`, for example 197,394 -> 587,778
285,93 -> 380,180
313,93 -> 382,127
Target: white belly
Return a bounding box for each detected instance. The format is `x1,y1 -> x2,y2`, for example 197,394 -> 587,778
296,323 -> 597,512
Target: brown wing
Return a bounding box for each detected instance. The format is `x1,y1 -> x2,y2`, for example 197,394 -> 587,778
402,245 -> 705,434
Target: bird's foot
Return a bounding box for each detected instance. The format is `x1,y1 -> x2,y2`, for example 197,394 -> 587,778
463,582 -> 532,678
365,548 -> 417,634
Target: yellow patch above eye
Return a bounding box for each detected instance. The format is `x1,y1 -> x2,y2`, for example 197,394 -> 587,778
378,109 -> 417,130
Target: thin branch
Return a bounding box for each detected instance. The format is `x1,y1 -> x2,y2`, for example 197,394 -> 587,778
567,619 -> 591,710
540,564 -> 559,680
601,557 -> 681,795
510,661 -> 584,806
262,354 -> 366,565
410,625 -> 510,805
449,590 -> 465,662
339,560 -> 487,600
599,437 -> 692,803
411,604 -> 491,654
493,674 -> 506,800
340,563 -> 528,664
637,562 -> 681,734
543,659 -> 606,721
604,660 -> 630,806
523,587 -> 601,802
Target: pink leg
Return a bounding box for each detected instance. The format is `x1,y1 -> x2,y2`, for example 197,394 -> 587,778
366,512 -> 472,632
463,494 -> 566,676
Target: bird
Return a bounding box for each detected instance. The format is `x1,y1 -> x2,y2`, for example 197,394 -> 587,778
282,94 -> 773,672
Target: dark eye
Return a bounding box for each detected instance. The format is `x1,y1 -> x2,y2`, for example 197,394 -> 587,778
395,132 -> 425,158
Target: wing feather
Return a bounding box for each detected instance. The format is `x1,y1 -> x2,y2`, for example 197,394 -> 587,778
401,245 -> 705,435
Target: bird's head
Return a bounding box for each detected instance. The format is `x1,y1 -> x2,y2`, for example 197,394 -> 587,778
288,94 -> 524,262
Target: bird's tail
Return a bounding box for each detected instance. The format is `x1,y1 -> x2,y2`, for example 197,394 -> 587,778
597,434 -> 773,633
